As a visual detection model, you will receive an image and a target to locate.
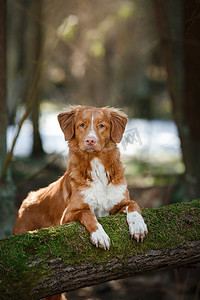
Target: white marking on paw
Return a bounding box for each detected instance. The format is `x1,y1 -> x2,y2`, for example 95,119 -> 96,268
90,223 -> 110,250
127,210 -> 148,242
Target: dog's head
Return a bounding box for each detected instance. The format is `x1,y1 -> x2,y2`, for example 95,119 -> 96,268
58,105 -> 128,152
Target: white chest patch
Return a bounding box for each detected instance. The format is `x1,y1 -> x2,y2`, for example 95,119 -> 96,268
81,158 -> 127,217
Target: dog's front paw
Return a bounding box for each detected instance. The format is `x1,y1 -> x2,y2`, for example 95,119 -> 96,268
90,223 -> 110,250
127,211 -> 148,242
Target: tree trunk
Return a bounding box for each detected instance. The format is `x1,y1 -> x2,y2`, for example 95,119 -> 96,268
31,0 -> 44,156
182,0 -> 200,199
153,0 -> 200,199
0,0 -> 16,239
0,0 -> 7,179
7,0 -> 29,125
0,200 -> 199,299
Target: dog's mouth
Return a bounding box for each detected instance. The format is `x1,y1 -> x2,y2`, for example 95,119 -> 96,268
79,141 -> 102,153
84,144 -> 102,153
86,149 -> 96,152
85,146 -> 98,152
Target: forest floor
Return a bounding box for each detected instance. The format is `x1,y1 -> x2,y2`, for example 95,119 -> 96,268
12,154 -> 200,300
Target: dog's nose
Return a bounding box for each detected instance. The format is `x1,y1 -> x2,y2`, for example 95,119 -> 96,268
85,136 -> 97,146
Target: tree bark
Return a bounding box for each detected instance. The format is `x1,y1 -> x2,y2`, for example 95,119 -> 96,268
0,200 -> 199,299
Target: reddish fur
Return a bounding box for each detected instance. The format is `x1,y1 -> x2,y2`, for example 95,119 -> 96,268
13,105 -> 146,300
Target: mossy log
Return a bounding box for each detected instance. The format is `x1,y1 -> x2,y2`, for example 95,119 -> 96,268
0,200 -> 200,299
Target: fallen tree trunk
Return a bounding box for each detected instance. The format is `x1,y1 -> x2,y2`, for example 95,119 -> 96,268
0,200 -> 200,299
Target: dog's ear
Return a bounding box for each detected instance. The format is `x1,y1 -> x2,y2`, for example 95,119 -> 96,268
110,108 -> 128,143
58,107 -> 77,141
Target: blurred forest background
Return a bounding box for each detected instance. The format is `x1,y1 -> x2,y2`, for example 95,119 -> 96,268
0,0 -> 200,299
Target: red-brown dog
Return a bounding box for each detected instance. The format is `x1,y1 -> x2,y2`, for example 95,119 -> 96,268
13,106 -> 148,300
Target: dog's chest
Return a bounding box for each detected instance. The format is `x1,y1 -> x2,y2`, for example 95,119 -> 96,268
81,158 -> 126,217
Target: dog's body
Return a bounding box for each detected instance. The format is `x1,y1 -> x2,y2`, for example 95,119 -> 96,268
13,106 -> 148,300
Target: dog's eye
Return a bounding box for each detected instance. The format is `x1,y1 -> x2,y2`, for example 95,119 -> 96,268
99,124 -> 104,128
80,123 -> 85,127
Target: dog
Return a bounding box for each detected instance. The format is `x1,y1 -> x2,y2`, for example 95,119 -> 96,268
13,105 -> 148,300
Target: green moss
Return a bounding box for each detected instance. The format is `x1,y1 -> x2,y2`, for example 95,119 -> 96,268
0,200 -> 200,298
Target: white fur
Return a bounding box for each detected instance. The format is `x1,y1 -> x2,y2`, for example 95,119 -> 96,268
87,112 -> 98,139
126,210 -> 148,242
90,223 -> 110,250
91,113 -> 94,130
81,158 -> 127,217
60,293 -> 67,300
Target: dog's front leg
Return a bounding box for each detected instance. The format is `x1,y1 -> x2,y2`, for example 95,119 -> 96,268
126,204 -> 148,242
60,202 -> 110,250
112,200 -> 148,242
